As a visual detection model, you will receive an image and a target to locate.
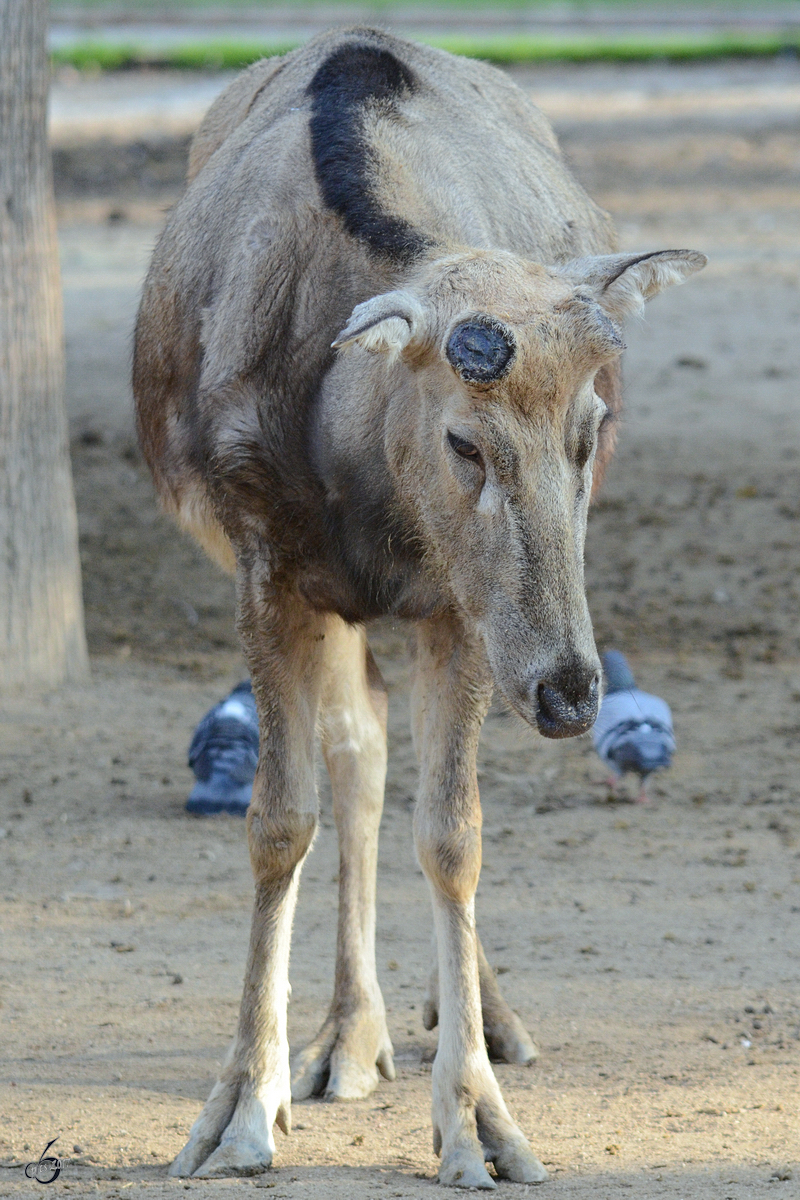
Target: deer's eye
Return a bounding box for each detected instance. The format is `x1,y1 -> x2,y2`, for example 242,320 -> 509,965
447,431 -> 482,463
574,433 -> 594,471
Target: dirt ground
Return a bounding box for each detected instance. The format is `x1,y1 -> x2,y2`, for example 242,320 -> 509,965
2,56 -> 800,1200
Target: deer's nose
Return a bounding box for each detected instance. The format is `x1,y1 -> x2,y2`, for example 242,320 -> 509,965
535,667 -> 600,739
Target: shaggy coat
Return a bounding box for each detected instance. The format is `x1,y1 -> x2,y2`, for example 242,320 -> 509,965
134,26 -> 704,1188
135,27 -> 621,604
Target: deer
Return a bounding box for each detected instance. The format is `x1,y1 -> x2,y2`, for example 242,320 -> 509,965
133,26 -> 705,1188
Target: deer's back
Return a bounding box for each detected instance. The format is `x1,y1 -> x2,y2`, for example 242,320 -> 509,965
133,27 -> 617,586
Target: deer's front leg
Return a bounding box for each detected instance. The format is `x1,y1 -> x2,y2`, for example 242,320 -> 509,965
169,588 -> 326,1179
412,617 -> 548,1190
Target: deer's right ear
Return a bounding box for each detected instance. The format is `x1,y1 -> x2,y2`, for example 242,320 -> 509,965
332,290 -> 426,361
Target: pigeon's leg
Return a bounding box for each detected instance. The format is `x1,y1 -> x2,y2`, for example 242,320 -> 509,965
635,781 -> 649,805
605,774 -> 622,798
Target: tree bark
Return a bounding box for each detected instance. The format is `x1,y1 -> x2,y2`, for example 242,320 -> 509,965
0,0 -> 88,689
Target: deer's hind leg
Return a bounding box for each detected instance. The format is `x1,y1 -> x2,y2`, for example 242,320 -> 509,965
291,619 -> 395,1102
423,935 -> 538,1066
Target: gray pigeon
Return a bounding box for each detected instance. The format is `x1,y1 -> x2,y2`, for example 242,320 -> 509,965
592,651 -> 675,803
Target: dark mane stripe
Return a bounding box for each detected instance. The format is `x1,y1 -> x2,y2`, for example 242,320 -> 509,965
307,39 -> 431,264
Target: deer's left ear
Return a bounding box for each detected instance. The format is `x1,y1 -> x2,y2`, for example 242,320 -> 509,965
558,249 -> 707,319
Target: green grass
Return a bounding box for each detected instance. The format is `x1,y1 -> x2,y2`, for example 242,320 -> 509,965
52,29 -> 800,72
52,38 -> 293,71
434,30 -> 800,63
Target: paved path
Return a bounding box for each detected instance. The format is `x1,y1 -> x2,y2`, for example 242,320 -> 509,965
50,55 -> 800,144
49,3 -> 800,54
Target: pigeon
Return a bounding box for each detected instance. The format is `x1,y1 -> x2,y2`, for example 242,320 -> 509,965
592,650 -> 675,803
187,682 -> 259,816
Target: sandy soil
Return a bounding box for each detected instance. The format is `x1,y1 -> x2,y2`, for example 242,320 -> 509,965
2,58 -> 800,1199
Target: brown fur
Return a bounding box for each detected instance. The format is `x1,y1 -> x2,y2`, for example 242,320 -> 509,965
134,27 -> 705,1185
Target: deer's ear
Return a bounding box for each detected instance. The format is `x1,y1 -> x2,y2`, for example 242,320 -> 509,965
333,290 -> 426,361
558,249 -> 707,319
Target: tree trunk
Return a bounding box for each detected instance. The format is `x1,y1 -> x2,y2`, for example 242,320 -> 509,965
0,0 -> 88,689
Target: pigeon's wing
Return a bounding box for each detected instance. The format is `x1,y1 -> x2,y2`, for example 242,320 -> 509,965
633,690 -> 675,745
592,691 -> 634,763
592,688 -> 674,764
